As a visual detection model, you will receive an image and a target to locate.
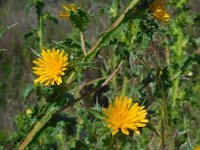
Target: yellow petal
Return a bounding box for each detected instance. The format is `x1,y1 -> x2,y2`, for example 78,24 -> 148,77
32,48 -> 68,86
121,128 -> 129,135
103,96 -> 148,136
112,129 -> 119,135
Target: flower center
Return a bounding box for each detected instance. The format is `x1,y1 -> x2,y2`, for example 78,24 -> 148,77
48,60 -> 62,77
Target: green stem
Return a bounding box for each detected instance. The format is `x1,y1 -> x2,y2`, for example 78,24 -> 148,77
38,16 -> 44,50
58,131 -> 65,150
122,76 -> 128,98
172,78 -> 179,108
160,99 -> 165,149
80,31 -> 87,55
76,124 -> 81,141
86,0 -> 140,56
169,79 -> 179,150
18,104 -> 59,150
157,69 -> 171,149
160,92 -> 175,150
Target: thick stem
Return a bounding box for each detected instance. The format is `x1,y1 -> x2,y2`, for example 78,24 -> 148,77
18,105 -> 59,150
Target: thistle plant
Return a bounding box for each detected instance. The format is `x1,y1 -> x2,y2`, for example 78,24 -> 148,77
1,0 -> 199,150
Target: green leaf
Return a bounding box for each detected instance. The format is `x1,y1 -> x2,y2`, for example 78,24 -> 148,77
70,9 -> 89,31
146,124 -> 160,137
0,49 -> 6,58
24,31 -> 35,39
23,84 -> 35,102
41,12 -> 58,24
35,0 -> 44,16
30,47 -> 41,57
0,23 -> 17,38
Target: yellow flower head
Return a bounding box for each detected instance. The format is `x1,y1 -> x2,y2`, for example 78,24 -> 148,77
195,145 -> 200,150
59,4 -> 76,19
25,108 -> 33,115
149,0 -> 170,22
103,96 -> 148,136
32,48 -> 68,86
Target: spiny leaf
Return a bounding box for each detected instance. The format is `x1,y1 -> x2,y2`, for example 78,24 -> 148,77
146,124 -> 160,137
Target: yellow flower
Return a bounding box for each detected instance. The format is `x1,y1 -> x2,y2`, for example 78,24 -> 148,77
195,145 -> 200,150
59,4 -> 76,19
32,48 -> 68,86
149,0 -> 170,22
25,109 -> 33,115
103,96 -> 148,135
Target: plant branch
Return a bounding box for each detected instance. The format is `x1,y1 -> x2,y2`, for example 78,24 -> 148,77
61,60 -> 124,111
86,0 -> 140,56
80,31 -> 87,55
18,104 -> 59,150
38,16 -> 44,50
101,60 -> 124,87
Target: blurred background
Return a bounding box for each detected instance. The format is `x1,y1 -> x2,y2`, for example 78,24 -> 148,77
0,0 -> 199,146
